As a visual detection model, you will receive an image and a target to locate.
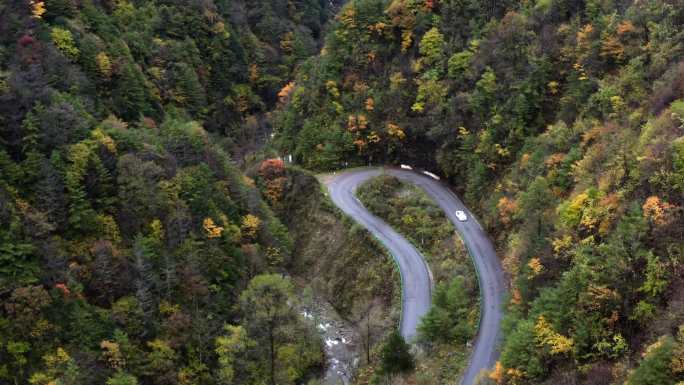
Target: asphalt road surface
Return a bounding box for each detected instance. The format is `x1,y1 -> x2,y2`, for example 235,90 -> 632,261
324,167 -> 505,385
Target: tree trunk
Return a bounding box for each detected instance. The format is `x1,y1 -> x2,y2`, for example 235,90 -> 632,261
537,216 -> 542,238
269,322 -> 276,385
366,310 -> 371,364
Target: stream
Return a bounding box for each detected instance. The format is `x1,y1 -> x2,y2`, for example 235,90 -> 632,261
302,300 -> 360,385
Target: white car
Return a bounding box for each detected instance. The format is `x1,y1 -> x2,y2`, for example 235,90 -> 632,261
422,170 -> 440,180
400,164 -> 413,170
455,210 -> 468,222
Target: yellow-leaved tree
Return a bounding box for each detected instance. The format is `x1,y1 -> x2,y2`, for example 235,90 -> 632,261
96,52 -> 113,79
30,1 -> 46,19
535,316 -> 574,355
203,218 -> 224,239
643,196 -> 676,226
241,214 -> 261,240
50,27 -> 79,61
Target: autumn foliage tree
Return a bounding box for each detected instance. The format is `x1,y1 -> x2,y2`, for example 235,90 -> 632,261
258,159 -> 287,205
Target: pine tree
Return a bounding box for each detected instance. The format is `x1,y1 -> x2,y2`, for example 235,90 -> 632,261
174,63 -> 206,118
133,235 -> 156,328
113,63 -> 149,122
627,337 -> 677,385
379,330 -> 414,377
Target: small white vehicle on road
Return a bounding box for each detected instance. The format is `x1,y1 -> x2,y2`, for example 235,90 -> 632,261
400,164 -> 413,170
422,170 -> 440,180
455,210 -> 468,221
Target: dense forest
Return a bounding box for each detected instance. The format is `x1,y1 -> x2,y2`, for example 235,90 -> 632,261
274,0 -> 684,384
0,1 -> 342,384
1,0 -> 684,384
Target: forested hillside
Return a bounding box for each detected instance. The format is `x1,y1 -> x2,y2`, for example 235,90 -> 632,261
0,1 -> 338,384
274,0 -> 684,383
2,0 -> 684,384
1,0 -> 335,158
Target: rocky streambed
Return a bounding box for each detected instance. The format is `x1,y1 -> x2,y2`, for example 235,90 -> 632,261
302,300 -> 360,385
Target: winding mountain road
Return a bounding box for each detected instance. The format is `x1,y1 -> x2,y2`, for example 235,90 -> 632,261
324,167 -> 505,385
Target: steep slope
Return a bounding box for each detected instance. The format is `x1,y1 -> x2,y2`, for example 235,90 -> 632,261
252,163 -> 402,384
275,0 -> 684,383
0,1 -> 339,384
0,0 -> 334,160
